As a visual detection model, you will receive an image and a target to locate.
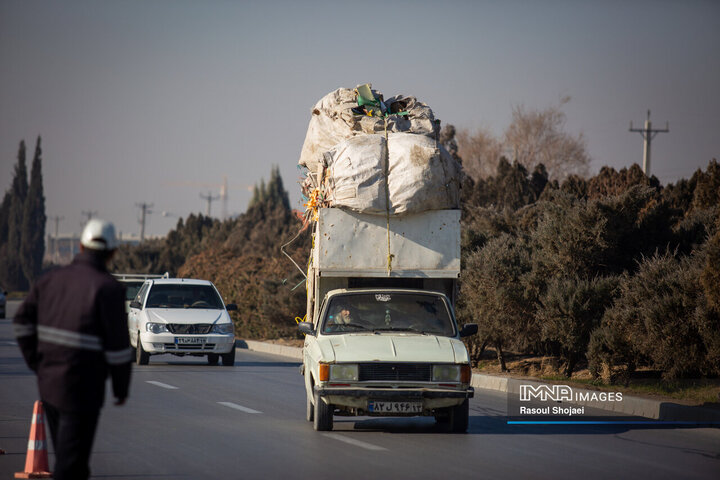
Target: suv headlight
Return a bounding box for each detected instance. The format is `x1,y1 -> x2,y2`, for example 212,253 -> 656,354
329,364 -> 359,381
146,322 -> 168,334
433,364 -> 461,382
212,323 -> 234,334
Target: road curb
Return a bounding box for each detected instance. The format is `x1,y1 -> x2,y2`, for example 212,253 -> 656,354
238,339 -> 303,360
239,339 -> 720,423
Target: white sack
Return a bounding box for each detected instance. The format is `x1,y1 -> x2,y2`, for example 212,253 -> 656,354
299,88 -> 440,172
387,133 -> 461,214
325,135 -> 388,214
325,133 -> 460,215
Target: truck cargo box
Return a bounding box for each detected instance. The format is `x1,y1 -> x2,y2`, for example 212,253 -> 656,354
314,208 -> 460,278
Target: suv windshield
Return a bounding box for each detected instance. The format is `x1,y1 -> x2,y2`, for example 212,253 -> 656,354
145,284 -> 224,309
322,292 -> 455,336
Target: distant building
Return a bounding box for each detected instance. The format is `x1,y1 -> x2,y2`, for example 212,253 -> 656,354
44,232 -> 149,265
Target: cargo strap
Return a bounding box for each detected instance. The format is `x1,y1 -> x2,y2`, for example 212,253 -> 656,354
384,116 -> 394,276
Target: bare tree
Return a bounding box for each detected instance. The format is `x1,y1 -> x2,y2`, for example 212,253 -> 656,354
504,98 -> 590,180
458,98 -> 590,182
457,127 -> 503,181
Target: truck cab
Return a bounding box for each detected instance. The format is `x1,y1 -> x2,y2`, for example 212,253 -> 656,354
299,208 -> 476,432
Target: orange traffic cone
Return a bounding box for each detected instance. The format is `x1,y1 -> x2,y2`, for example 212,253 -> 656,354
15,400 -> 52,479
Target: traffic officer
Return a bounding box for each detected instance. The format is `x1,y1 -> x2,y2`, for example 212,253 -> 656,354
14,218 -> 132,480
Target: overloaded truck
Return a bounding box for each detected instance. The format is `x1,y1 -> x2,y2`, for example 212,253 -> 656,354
296,85 -> 477,432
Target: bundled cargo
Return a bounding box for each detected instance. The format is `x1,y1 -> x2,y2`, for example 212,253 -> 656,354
299,87 -> 440,173
322,133 -> 460,215
299,84 -> 460,218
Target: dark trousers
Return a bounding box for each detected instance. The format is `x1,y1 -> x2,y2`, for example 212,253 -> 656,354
43,402 -> 100,480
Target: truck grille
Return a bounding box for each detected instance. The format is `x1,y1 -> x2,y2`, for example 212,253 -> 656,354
166,324 -> 212,334
358,363 -> 432,382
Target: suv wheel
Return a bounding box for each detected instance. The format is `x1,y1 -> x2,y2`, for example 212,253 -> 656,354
136,334 -> 150,365
313,391 -> 333,431
221,344 -> 235,366
207,354 -> 219,365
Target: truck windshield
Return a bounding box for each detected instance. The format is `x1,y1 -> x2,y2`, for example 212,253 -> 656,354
322,292 -> 455,336
145,284 -> 224,309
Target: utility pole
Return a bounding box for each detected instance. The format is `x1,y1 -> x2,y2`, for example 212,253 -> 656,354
136,202 -> 153,242
220,176 -> 228,220
200,192 -> 220,217
629,110 -> 669,176
81,210 -> 97,225
49,215 -> 64,262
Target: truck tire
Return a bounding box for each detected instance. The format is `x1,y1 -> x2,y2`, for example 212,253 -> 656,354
136,335 -> 150,365
306,387 -> 314,422
221,344 -> 235,366
207,354 -> 219,365
449,399 -> 469,433
313,391 -> 333,431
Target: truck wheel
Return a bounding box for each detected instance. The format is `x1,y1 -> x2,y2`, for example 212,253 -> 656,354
434,409 -> 450,424
221,344 -> 235,366
449,399 -> 469,433
313,391 -> 333,431
207,354 -> 219,365
136,335 -> 150,365
306,387 -> 314,422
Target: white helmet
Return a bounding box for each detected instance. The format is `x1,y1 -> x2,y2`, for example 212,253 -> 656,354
81,219 -> 118,251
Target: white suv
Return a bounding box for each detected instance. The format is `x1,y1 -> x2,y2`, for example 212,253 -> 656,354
128,278 -> 237,366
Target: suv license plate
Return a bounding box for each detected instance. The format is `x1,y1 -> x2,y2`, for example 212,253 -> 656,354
175,337 -> 207,345
368,401 -> 422,414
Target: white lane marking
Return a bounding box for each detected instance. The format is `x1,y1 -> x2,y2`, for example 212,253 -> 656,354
217,402 -> 262,414
146,381 -> 179,390
322,433 -> 387,451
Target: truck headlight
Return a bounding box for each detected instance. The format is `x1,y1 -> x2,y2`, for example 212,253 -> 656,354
433,364 -> 461,382
329,364 -> 359,381
146,322 -> 168,334
212,323 -> 234,334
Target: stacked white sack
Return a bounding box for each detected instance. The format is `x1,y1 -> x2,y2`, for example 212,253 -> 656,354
299,88 -> 439,173
325,133 -> 460,215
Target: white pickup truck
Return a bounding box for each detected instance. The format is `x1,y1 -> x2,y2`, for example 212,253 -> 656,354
298,208 -> 476,432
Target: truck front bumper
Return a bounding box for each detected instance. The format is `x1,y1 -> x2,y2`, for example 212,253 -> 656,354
314,385 -> 474,414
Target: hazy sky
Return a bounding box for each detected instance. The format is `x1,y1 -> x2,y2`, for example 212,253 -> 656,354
1,0 -> 719,238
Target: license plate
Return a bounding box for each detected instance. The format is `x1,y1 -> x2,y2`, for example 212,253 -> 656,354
368,401 -> 422,414
174,337 -> 208,345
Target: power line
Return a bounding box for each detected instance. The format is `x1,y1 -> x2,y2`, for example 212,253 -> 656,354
629,110 -> 669,177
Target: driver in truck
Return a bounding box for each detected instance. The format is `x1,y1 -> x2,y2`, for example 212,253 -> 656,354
325,304 -> 354,331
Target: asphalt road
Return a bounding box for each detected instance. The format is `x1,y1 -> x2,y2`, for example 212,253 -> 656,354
1,299 -> 719,479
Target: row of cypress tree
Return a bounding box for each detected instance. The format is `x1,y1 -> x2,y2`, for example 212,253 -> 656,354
0,137 -> 46,291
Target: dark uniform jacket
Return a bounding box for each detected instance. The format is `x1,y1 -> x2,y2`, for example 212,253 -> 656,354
14,251 -> 132,412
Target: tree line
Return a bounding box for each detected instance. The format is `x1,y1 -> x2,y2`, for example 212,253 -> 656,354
457,156 -> 719,381
0,137 -> 46,291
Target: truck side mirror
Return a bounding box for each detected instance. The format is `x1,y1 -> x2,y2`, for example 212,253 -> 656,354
459,323 -> 478,338
298,322 -> 315,336
129,300 -> 142,309
226,303 -> 238,311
